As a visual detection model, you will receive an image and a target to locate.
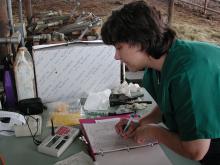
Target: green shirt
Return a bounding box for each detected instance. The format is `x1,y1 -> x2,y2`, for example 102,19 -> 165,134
143,39 -> 220,141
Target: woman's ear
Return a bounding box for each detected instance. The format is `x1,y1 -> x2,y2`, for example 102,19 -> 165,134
147,55 -> 160,68
148,55 -> 155,61
144,54 -> 153,68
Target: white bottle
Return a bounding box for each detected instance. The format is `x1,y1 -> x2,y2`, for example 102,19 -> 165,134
14,47 -> 36,101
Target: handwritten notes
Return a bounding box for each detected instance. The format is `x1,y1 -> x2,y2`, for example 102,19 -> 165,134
83,119 -> 147,154
83,118 -> 172,165
33,42 -> 120,103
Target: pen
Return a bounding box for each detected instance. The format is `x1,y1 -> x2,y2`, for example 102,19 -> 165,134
123,114 -> 134,132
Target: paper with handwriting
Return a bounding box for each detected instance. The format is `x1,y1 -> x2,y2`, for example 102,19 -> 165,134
33,42 -> 120,103
83,119 -> 152,154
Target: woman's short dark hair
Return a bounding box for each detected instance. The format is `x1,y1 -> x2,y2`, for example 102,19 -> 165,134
101,0 -> 176,59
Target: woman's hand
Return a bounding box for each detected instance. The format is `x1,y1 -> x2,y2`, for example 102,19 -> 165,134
131,124 -> 156,144
115,118 -> 139,139
132,124 -> 210,160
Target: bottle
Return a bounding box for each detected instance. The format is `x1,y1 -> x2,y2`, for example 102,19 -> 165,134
14,47 -> 36,101
3,57 -> 17,108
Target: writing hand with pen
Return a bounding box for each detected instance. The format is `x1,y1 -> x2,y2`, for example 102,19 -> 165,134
115,114 -> 156,144
115,114 -> 139,139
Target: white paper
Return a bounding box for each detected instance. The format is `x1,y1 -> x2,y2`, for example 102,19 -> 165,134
95,118 -> 120,123
33,42 -> 120,103
83,119 -> 155,154
95,144 -> 172,165
54,151 -> 94,165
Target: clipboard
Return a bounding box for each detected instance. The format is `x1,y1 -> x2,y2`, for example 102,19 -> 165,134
80,115 -> 130,160
80,117 -> 173,165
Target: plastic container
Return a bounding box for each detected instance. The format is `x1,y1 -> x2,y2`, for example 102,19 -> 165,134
14,47 -> 36,101
46,98 -> 84,127
3,57 -> 17,108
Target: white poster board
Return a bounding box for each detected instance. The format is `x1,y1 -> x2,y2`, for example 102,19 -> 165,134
33,41 -> 120,103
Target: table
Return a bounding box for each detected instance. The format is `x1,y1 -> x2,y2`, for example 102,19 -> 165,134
0,89 -> 200,165
0,129 -> 200,165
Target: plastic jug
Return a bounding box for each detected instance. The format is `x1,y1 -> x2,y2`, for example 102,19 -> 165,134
14,47 -> 36,101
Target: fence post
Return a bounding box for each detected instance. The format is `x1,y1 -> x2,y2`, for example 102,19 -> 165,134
0,0 -> 10,63
168,0 -> 175,26
24,0 -> 33,25
204,0 -> 209,14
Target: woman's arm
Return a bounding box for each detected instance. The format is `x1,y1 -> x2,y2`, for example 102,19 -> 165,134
139,105 -> 162,125
133,124 -> 210,161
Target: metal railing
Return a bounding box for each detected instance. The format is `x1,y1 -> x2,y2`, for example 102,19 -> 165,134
177,0 -> 220,15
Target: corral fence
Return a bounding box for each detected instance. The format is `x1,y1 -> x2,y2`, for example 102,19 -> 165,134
175,0 -> 220,15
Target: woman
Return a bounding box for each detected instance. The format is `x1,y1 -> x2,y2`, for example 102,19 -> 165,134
101,1 -> 220,164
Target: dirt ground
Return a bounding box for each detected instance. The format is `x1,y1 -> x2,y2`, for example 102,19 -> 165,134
15,0 -> 220,44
